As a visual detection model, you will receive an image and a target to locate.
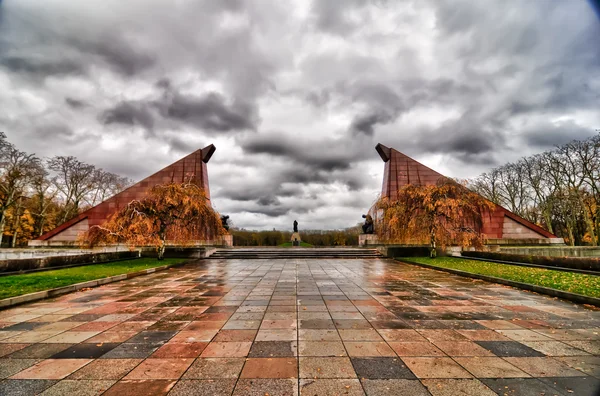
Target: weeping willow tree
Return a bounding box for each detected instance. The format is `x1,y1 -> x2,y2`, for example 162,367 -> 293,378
83,182 -> 225,259
375,178 -> 495,257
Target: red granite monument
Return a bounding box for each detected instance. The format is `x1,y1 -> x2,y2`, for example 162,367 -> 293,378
32,144 -> 216,245
375,143 -> 560,243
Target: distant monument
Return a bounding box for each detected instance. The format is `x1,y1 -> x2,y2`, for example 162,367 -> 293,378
221,215 -> 230,232
362,214 -> 374,234
291,220 -> 301,246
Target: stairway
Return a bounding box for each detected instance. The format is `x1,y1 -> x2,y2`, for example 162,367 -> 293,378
208,247 -> 382,260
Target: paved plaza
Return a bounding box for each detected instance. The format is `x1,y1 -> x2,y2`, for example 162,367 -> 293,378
0,258 -> 599,395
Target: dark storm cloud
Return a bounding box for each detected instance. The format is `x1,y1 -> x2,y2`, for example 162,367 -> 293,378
350,112 -> 392,136
100,102 -> 155,131
311,0 -> 372,35
70,37 -> 156,77
240,133 -> 368,172
0,56 -> 84,76
99,88 -> 257,135
65,98 -> 87,108
525,121 -> 594,148
158,91 -> 256,132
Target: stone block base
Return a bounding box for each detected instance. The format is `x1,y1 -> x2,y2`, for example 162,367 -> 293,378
358,234 -> 380,246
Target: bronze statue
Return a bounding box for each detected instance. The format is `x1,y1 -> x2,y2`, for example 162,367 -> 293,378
293,220 -> 298,233
362,214 -> 374,234
221,215 -> 230,231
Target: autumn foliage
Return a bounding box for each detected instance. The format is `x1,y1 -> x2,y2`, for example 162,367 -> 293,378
375,178 -> 495,257
83,182 -> 225,259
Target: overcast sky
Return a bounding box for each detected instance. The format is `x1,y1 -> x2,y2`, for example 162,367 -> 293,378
1,0 -> 599,231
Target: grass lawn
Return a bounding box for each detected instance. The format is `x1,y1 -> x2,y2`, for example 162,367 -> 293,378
399,256 -> 600,298
279,242 -> 314,247
0,258 -> 187,300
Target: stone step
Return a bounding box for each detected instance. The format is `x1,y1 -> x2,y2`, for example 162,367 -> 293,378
208,248 -> 382,259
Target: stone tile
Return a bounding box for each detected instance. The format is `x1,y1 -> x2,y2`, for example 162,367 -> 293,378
50,343 -> 120,359
255,329 -> 296,341
182,357 -> 245,379
240,358 -> 298,378
504,357 -> 589,377
0,359 -> 40,379
10,359 -> 92,379
39,379 -> 116,396
475,341 -> 546,357
125,330 -> 177,344
299,357 -> 356,379
539,376 -> 600,395
360,379 -> 430,396
233,378 -> 298,396
168,379 -> 237,396
249,341 -> 297,357
555,356 -> 600,378
213,329 -> 257,342
403,357 -> 473,379
299,379 -> 364,395
351,357 -> 416,379
7,343 -> 73,359
99,343 -> 161,359
124,358 -> 194,379
298,329 -> 340,341
0,379 -> 58,396
455,330 -> 511,341
299,319 -> 336,330
388,342 -> 445,357
565,340 -> 600,355
0,343 -> 30,358
222,320 -> 261,330
40,332 -> 99,344
521,340 -> 590,356
344,342 -> 396,357
169,329 -> 219,343
101,379 -> 176,396
339,329 -> 384,341
68,358 -> 142,380
454,357 -> 530,378
377,329 -> 427,342
299,341 -> 347,356
417,329 -> 468,343
475,320 -> 523,330
83,331 -> 137,343
432,341 -> 495,357
497,329 -> 554,342
151,342 -> 207,358
421,379 -> 496,396
200,341 -> 252,357
480,378 -> 569,396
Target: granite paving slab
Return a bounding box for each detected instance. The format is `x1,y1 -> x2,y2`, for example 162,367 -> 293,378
0,257 -> 598,395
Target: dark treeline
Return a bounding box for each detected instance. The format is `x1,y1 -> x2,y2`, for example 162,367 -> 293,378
0,133 -> 132,247
232,227 -> 361,246
470,133 -> 600,246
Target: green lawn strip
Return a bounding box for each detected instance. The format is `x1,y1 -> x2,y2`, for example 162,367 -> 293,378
399,256 -> 600,298
0,258 -> 187,300
279,242 -> 314,248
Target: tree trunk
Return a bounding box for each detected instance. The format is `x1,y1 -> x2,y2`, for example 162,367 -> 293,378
158,239 -> 166,260
11,200 -> 22,248
0,211 -> 5,247
430,227 -> 437,258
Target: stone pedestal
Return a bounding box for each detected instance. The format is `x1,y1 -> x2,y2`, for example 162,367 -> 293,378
291,232 -> 301,247
220,234 -> 233,247
358,234 -> 380,247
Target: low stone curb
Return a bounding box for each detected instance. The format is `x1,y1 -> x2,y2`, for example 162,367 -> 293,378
0,261 -> 190,309
397,258 -> 600,307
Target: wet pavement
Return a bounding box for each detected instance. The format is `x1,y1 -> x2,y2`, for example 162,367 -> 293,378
0,258 -> 599,395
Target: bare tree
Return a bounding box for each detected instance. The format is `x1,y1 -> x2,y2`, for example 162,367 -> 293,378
0,135 -> 43,246
47,156 -> 97,223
